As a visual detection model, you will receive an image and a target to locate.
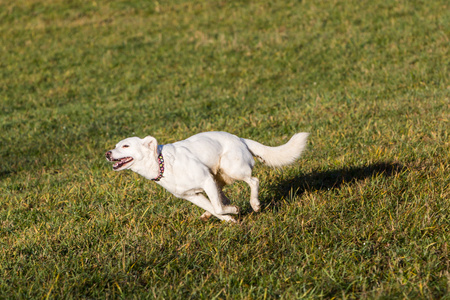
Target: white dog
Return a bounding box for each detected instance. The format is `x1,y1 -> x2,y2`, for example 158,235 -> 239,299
106,131 -> 308,222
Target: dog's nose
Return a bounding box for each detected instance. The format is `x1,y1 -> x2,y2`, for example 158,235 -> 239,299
105,151 -> 112,159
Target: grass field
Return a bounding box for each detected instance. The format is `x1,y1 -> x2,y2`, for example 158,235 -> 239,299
1,0 -> 449,298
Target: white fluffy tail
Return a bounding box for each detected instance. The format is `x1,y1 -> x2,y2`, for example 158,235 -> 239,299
242,133 -> 309,167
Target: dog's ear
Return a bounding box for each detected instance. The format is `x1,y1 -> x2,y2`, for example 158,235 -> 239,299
141,136 -> 158,154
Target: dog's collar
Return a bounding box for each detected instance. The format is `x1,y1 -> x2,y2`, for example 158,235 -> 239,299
152,151 -> 164,182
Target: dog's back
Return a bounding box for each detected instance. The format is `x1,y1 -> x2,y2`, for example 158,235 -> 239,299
174,131 -> 254,171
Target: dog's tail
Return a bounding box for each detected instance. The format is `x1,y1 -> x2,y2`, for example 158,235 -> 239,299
242,133 -> 309,168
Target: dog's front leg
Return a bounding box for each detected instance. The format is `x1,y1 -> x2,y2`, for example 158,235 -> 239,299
199,188 -> 233,221
184,194 -> 236,222
203,176 -> 239,216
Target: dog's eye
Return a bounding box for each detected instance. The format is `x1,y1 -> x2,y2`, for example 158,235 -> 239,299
122,145 -> 129,148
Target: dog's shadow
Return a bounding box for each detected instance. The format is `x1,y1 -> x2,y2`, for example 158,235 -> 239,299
252,162 -> 405,213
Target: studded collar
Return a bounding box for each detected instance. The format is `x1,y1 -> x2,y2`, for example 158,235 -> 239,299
152,149 -> 164,181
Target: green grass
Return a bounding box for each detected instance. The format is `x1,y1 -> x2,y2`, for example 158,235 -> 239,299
1,0 -> 449,298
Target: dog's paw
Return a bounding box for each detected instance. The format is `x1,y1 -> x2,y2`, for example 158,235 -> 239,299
222,215 -> 238,223
250,201 -> 261,212
200,211 -> 212,222
231,205 -> 240,215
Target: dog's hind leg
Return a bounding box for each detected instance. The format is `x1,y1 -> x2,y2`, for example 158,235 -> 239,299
244,176 -> 260,212
218,154 -> 261,212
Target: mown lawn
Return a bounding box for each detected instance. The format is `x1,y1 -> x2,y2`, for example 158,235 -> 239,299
1,0 -> 449,298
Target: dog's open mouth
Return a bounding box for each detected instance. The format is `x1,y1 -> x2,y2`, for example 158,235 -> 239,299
111,157 -> 133,170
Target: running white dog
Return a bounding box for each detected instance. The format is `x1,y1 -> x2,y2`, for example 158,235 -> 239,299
106,131 -> 308,222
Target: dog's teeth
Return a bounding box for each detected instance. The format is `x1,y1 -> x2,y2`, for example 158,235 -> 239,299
112,157 -> 133,170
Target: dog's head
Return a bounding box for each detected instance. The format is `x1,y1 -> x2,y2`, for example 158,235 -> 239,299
105,136 -> 158,172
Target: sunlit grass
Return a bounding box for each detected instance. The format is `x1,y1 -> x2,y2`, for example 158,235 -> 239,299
1,0 -> 449,298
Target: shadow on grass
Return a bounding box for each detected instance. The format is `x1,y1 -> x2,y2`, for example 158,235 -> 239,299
257,161 -> 405,213
0,169 -> 15,180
